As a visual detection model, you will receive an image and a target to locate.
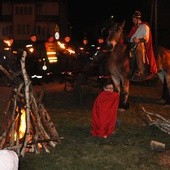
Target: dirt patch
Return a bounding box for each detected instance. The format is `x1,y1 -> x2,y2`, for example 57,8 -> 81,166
158,150 -> 170,167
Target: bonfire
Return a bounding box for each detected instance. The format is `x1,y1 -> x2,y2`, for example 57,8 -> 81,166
0,51 -> 62,157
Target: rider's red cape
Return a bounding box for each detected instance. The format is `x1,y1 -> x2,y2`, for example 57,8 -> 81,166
128,23 -> 157,74
91,90 -> 119,138
145,26 -> 157,74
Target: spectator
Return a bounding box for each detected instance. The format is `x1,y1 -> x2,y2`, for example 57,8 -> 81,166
59,35 -> 76,72
0,149 -> 19,170
95,36 -> 110,78
25,34 -> 43,85
77,37 -> 91,65
0,36 -> 20,72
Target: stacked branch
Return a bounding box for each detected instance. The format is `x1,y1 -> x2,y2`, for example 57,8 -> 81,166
0,51 -> 62,157
141,106 -> 170,134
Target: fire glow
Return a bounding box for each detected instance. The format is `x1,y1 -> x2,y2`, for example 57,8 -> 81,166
14,108 -> 26,140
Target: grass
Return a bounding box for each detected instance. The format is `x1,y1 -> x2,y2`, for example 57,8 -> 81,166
1,79 -> 170,170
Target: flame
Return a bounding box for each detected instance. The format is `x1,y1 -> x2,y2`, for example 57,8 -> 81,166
4,40 -> 11,47
57,41 -> 66,49
14,108 -> 26,140
79,47 -> 84,51
57,41 -> 75,55
66,48 -> 75,55
29,48 -> 34,53
38,143 -> 42,148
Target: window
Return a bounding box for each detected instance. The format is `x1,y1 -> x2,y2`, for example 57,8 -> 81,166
42,27 -> 46,36
6,26 -> 9,35
2,28 -> 5,36
28,6 -> 32,15
37,25 -> 41,34
22,25 -> 25,34
24,6 -> 28,15
17,24 -> 21,34
15,6 -> 31,15
20,7 -> 23,15
15,6 -> 19,15
9,25 -> 12,35
26,24 -> 30,34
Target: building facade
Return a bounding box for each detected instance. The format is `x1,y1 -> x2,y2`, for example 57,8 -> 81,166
0,0 -> 69,43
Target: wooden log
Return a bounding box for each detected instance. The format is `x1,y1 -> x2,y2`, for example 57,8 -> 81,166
4,144 -> 22,150
141,107 -> 170,124
28,81 -> 59,139
30,92 -> 57,148
39,105 -> 59,138
0,65 -> 14,81
11,94 -> 17,146
141,106 -> 170,134
20,51 -> 31,157
150,140 -> 165,152
13,83 -> 24,98
0,64 -> 22,86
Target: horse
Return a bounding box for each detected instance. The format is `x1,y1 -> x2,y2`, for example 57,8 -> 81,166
95,21 -> 170,109
154,46 -> 170,105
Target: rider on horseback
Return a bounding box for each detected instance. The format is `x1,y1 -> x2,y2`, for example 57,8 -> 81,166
128,11 -> 157,77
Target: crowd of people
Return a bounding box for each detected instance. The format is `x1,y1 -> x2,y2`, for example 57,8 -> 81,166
0,10 -> 169,107
0,32 -> 111,86
0,9 -> 169,111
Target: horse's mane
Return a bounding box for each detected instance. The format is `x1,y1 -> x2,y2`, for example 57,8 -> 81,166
107,21 -> 130,46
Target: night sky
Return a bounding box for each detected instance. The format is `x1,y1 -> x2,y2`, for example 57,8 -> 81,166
67,0 -> 150,41
67,0 -> 170,47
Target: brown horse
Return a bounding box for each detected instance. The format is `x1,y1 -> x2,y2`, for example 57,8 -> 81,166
105,21 -> 170,109
154,46 -> 170,105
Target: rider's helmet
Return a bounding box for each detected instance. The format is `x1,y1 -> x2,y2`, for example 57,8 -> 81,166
133,11 -> 141,18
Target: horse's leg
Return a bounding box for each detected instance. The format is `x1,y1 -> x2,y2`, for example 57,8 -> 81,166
121,77 -> 130,109
157,70 -> 167,101
110,75 -> 130,109
165,73 -> 170,105
157,70 -> 170,105
110,75 -> 121,93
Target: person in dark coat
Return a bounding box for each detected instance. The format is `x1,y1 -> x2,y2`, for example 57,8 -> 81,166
25,34 -> 43,85
0,36 -> 20,72
77,37 -> 91,65
95,36 -> 110,78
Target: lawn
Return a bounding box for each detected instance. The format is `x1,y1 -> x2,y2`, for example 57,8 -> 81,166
17,79 -> 170,170
1,79 -> 170,170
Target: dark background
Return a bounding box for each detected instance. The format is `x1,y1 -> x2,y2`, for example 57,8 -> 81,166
67,0 -> 170,48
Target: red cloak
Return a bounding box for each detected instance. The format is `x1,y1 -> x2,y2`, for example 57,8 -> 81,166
145,27 -> 157,74
91,91 -> 119,138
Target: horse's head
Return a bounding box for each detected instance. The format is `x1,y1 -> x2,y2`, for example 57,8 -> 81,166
106,21 -> 125,49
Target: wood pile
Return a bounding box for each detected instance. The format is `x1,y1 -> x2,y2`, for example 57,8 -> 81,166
141,106 -> 170,135
0,51 -> 62,157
